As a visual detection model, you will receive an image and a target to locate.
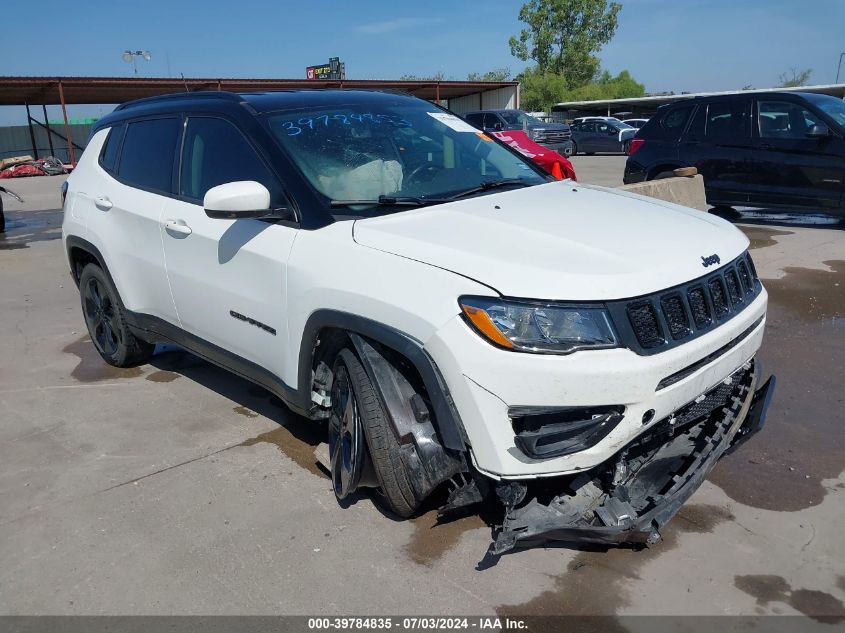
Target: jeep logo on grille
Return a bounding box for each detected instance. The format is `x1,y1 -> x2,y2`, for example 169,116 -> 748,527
701,254 -> 721,267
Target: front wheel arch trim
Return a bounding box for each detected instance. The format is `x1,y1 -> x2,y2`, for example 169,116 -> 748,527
298,310 -> 467,452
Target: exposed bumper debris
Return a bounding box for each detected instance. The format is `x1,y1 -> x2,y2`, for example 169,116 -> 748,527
490,360 -> 775,554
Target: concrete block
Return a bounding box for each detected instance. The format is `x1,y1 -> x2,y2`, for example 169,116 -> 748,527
618,174 -> 708,211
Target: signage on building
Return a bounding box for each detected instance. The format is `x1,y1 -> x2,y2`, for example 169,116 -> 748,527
306,57 -> 345,81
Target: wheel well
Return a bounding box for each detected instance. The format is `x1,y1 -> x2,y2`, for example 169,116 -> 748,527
311,327 -> 427,396
68,246 -> 99,285
646,164 -> 683,181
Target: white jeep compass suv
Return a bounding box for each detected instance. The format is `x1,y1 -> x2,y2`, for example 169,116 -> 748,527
62,90 -> 775,554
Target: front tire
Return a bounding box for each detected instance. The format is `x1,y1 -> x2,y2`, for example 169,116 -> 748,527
623,140 -> 631,155
332,348 -> 420,518
78,264 -> 153,367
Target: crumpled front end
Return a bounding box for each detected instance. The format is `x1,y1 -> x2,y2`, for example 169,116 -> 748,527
488,359 -> 775,555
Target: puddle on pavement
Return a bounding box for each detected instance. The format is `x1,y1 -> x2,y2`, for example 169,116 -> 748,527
739,226 -> 794,250
233,405 -> 259,418
238,422 -> 326,478
735,574 -> 845,623
495,504 -> 734,617
404,510 -> 486,566
146,370 -> 179,383
63,336 -> 143,381
0,209 -> 63,251
709,260 -> 845,511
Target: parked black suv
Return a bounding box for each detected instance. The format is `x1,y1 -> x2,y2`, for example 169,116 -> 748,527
464,109 -> 574,156
624,92 -> 845,213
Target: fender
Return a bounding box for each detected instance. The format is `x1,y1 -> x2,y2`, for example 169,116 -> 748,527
298,310 -> 468,452
65,236 -> 120,292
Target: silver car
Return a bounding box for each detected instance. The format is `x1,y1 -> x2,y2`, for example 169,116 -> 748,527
570,120 -> 638,155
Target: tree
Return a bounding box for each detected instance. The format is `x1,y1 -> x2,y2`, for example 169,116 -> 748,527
399,71 -> 447,81
467,68 -> 512,81
777,67 -> 813,88
509,0 -> 622,89
519,66 -> 643,112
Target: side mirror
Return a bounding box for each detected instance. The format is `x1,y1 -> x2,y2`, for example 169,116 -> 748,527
806,123 -> 830,138
203,181 -> 294,221
493,122 -> 504,131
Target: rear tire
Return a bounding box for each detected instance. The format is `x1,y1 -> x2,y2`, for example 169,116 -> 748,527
623,140 -> 631,155
78,264 -> 153,367
333,348 -> 420,518
570,142 -> 578,156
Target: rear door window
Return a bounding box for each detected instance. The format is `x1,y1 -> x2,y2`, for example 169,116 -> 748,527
704,99 -> 751,142
482,113 -> 501,129
118,117 -> 181,193
179,117 -> 279,203
465,113 -> 483,127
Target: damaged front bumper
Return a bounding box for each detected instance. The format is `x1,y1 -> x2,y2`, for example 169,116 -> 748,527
490,359 -> 775,554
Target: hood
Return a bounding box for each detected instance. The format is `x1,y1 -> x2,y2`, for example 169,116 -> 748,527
352,181 -> 749,301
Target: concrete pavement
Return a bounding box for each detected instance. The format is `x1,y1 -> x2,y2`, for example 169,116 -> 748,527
1,175 -> 843,621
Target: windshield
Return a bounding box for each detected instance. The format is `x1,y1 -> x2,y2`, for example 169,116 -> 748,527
498,111 -> 544,126
266,100 -> 546,212
813,97 -> 845,129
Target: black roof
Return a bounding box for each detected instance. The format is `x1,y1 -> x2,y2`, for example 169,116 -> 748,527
94,89 -> 422,132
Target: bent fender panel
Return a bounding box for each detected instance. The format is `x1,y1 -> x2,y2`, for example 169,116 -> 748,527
298,310 -> 467,452
348,333 -> 466,500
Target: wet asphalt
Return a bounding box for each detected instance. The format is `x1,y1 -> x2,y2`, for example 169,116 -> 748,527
0,171 -> 843,622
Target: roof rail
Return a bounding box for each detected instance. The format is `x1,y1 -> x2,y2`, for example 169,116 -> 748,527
114,90 -> 244,111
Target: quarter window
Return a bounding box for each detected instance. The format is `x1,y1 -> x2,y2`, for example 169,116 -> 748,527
179,117 -> 277,203
758,100 -> 822,139
99,124 -> 125,174
118,118 -> 181,193
660,105 -> 694,139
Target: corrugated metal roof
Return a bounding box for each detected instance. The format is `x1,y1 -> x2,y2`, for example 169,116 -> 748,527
0,76 -> 519,106
553,83 -> 845,112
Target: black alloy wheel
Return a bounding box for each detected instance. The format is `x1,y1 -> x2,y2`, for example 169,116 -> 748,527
83,275 -> 122,357
328,357 -> 365,500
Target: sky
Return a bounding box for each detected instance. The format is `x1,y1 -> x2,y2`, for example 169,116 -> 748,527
1,0 -> 843,125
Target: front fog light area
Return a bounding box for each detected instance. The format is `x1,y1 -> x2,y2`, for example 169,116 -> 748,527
459,296 -> 618,354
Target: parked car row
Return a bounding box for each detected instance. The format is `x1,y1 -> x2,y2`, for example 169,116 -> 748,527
464,109 -> 574,156
624,91 -> 845,213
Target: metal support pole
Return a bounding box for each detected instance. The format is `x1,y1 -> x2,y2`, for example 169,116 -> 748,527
837,52 -> 845,84
58,81 -> 76,166
42,104 -> 55,156
25,103 -> 38,158
435,82 -> 440,103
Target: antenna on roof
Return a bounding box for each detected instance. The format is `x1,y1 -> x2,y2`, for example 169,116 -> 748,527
180,73 -> 189,93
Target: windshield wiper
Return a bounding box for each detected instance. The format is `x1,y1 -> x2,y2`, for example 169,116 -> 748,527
444,178 -> 533,201
330,195 -> 439,208
329,179 -> 533,209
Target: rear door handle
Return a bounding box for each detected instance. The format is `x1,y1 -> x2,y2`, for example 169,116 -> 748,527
94,196 -> 113,210
164,219 -> 192,236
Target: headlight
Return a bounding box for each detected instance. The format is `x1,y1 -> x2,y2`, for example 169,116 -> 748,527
459,296 -> 618,354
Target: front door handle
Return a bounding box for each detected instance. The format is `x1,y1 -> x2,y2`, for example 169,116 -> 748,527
94,196 -> 113,210
164,219 -> 192,236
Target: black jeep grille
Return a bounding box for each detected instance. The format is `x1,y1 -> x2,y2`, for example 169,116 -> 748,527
607,252 -> 762,356
660,294 -> 690,339
627,302 -> 663,348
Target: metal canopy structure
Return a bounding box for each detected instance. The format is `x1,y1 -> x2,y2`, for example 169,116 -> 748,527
0,76 -> 519,166
0,76 -> 518,106
552,83 -> 845,116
